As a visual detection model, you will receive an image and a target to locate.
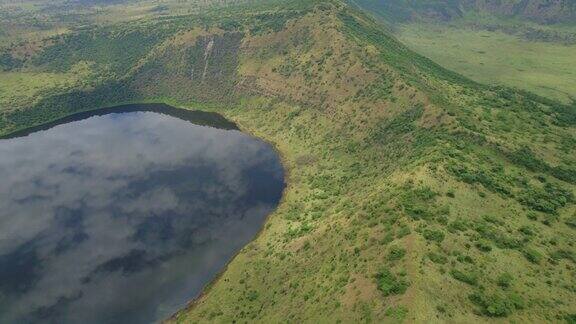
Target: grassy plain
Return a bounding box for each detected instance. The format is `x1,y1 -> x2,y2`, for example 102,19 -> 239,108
397,23 -> 576,103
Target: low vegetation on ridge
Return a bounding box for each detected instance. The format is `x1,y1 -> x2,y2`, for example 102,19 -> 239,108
0,0 -> 574,322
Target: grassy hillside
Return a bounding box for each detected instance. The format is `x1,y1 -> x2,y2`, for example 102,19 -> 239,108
351,0 -> 576,102
0,0 -> 575,322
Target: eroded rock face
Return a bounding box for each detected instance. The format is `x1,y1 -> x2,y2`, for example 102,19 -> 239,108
130,31 -> 243,103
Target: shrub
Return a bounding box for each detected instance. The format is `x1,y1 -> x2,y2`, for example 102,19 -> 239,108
428,252 -> 448,264
448,219 -> 469,232
456,255 -> 475,264
405,205 -> 433,220
469,291 -> 524,317
381,232 -> 394,245
507,146 -> 548,174
497,273 -> 513,288
518,226 -> 535,236
246,290 -> 259,301
387,246 -> 407,261
550,249 -> 575,263
565,213 -> 576,229
527,212 -> 538,221
400,187 -> 437,220
396,225 -> 411,238
519,182 -> 574,214
475,240 -> 493,252
376,269 -> 409,296
423,229 -> 445,243
482,214 -> 503,225
450,269 -> 478,286
523,248 -> 543,264
384,305 -> 408,320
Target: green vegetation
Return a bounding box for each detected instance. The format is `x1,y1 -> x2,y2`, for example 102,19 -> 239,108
351,0 -> 576,102
469,291 -> 525,317
397,23 -> 576,103
451,269 -> 478,286
376,269 -> 409,296
0,0 -> 574,322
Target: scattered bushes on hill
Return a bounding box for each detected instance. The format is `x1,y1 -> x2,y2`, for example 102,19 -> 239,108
446,163 -> 511,196
565,213 -> 576,229
469,291 -> 525,317
507,146 -> 576,184
376,269 -> 409,296
387,246 -> 406,261
0,52 -> 22,71
428,251 -> 448,264
523,248 -> 544,264
497,273 -> 513,288
475,239 -> 492,252
423,229 -> 445,243
450,268 -> 478,286
519,183 -> 573,214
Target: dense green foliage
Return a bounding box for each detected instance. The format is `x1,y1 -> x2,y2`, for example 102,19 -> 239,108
376,269 -> 409,296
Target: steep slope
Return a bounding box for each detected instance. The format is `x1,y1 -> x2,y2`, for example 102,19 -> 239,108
0,0 -> 575,322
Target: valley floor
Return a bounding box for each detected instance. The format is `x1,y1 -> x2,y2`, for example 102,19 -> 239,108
397,23 -> 576,103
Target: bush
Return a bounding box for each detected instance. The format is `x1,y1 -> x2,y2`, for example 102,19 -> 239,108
428,252 -> 448,264
450,269 -> 478,286
396,225 -> 411,238
387,246 -> 406,261
246,290 -> 259,301
469,291 -> 524,317
550,249 -> 575,263
519,183 -> 574,214
518,226 -> 535,236
475,240 -> 493,252
384,305 -> 408,320
508,146 -> 548,174
523,248 -> 543,264
448,219 -> 469,232
376,269 -> 409,296
497,273 -> 513,288
423,229 -> 445,243
565,213 -> 576,229
456,255 -> 475,264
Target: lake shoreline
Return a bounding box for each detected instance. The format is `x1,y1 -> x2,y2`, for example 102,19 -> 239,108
0,101 -> 287,323
165,106 -> 292,323
1,100 -> 290,324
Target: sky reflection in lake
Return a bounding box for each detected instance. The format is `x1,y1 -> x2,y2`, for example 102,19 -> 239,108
0,105 -> 284,324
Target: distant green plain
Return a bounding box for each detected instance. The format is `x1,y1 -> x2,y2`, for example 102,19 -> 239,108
398,23 -> 576,103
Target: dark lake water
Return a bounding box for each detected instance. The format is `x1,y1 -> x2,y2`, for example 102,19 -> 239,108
0,104 -> 285,323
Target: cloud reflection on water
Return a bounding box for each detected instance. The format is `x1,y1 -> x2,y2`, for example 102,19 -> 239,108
0,108 -> 284,324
